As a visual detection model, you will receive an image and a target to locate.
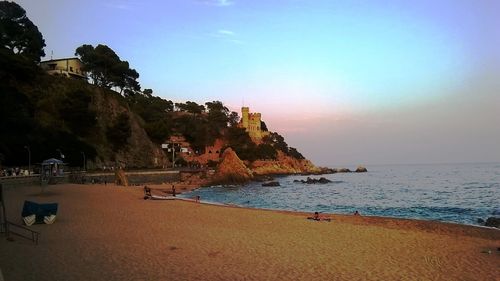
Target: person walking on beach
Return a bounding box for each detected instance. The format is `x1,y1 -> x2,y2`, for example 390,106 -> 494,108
172,185 -> 176,197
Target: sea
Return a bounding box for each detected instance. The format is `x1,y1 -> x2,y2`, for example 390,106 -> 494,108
181,162 -> 500,226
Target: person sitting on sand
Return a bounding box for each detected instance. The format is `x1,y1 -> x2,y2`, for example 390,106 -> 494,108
307,212 -> 331,222
354,210 -> 361,216
143,186 -> 152,199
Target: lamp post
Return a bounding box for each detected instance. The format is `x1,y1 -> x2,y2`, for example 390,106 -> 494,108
24,146 -> 31,175
80,151 -> 86,171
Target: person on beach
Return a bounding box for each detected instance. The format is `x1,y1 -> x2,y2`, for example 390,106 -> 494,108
307,212 -> 331,221
354,210 -> 361,216
172,185 -> 176,197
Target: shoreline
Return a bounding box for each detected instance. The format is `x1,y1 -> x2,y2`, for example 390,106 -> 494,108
1,184 -> 498,280
175,182 -> 497,231
179,196 -> 500,240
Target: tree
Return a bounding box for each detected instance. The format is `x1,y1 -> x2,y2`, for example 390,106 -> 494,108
106,112 -> 131,150
0,1 -> 45,62
260,120 -> 268,131
264,132 -> 288,153
226,127 -> 257,161
288,147 -> 305,159
228,111 -> 239,127
75,44 -> 140,94
205,100 -> 229,131
175,101 -> 205,116
59,89 -> 97,135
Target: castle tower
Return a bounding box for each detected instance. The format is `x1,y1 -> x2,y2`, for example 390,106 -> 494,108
241,107 -> 249,129
239,107 -> 269,142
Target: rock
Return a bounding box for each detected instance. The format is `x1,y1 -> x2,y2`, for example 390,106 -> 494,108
299,177 -> 332,184
250,151 -> 322,176
254,175 -> 274,182
212,148 -> 253,185
484,217 -> 500,228
355,166 -> 368,173
318,177 -> 332,184
262,181 -> 280,187
336,168 -> 351,173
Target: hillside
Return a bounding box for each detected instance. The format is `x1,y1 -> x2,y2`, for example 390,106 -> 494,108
0,66 -> 166,169
0,61 -> 318,175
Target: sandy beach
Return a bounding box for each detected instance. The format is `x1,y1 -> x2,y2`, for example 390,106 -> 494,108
0,184 -> 498,281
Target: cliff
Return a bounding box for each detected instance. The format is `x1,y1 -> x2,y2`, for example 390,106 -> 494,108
212,148 -> 253,184
250,151 -> 321,175
90,88 -> 166,168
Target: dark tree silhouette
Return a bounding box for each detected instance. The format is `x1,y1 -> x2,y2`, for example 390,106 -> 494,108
0,1 -> 45,62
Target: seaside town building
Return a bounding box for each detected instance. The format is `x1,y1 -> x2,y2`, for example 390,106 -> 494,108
239,107 -> 269,142
163,135 -> 224,166
40,57 -> 87,79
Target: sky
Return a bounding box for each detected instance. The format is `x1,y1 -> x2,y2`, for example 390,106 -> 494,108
15,0 -> 500,166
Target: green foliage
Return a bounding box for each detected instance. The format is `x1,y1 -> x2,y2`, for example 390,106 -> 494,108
228,111 -> 239,127
0,1 -> 45,62
59,89 -> 97,134
254,143 -> 277,160
144,120 -> 171,144
106,112 -> 131,150
174,115 -> 215,151
128,93 -> 174,122
263,132 -> 305,160
225,127 -> 257,161
75,44 -> 140,93
175,101 -> 205,115
263,132 -> 289,153
0,83 -> 97,166
0,48 -> 39,81
207,159 -> 218,168
127,91 -> 174,143
288,147 -> 305,159
205,101 -> 229,131
261,121 -> 268,131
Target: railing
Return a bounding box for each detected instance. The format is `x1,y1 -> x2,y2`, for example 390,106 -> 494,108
5,221 -> 40,244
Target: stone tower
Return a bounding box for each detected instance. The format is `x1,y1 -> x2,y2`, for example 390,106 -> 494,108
241,107 -> 249,129
239,107 -> 268,142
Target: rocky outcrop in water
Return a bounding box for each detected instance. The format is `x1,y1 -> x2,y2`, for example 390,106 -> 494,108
294,177 -> 332,184
262,181 -> 280,187
484,217 -> 500,228
212,148 -> 253,185
355,166 -> 368,173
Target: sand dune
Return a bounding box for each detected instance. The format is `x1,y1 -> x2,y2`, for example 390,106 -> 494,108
1,184 -> 498,281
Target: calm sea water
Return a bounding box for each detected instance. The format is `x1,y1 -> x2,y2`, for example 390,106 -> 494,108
181,163 -> 500,226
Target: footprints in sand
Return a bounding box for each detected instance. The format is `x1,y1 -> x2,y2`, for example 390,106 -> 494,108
423,256 -> 443,267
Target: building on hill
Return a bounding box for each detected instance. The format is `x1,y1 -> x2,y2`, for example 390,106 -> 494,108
239,107 -> 269,142
163,135 -> 225,166
40,57 -> 87,79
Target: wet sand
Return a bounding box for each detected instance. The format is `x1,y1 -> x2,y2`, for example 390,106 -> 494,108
0,184 -> 498,281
